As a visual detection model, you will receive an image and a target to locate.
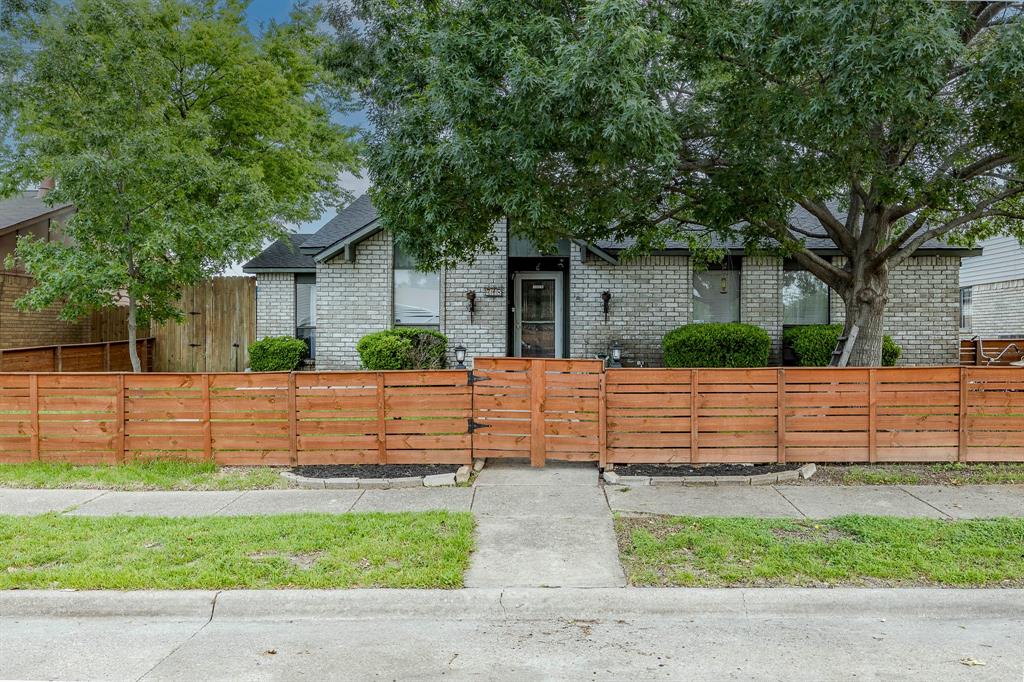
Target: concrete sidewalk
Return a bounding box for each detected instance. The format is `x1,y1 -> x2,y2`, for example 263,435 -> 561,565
2,477 -> 1021,520
3,588 -> 1022,681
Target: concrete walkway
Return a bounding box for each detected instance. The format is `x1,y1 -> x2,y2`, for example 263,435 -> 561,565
3,588 -> 1022,681
2,474 -> 1022,520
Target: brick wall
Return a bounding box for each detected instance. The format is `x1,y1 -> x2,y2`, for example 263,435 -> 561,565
315,229 -> 392,369
255,272 -> 295,340
741,256 -> 784,363
830,255 -> 961,365
570,248 -> 691,366
443,220 -> 508,365
966,278 -> 1024,337
0,272 -> 89,348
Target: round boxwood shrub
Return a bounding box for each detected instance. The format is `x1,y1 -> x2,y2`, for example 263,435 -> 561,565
357,328 -> 448,370
662,323 -> 771,368
783,324 -> 901,367
248,336 -> 308,372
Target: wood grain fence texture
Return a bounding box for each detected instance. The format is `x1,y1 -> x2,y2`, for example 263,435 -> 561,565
0,338 -> 154,372
1,361 -> 1022,465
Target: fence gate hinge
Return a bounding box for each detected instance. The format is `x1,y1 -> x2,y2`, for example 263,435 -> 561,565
467,371 -> 491,385
467,419 -> 491,433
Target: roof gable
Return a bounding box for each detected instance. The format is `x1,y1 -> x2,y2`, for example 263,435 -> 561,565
300,194 -> 380,254
242,233 -> 315,272
0,192 -> 74,233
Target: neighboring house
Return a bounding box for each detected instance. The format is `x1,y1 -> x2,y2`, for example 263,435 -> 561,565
243,194 -> 981,369
958,236 -> 1024,338
0,184 -> 81,349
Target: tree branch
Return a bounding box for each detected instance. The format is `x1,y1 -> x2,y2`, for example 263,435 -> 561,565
797,198 -> 856,255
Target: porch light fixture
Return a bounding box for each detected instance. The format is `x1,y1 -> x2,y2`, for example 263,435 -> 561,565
454,344 -> 468,369
601,291 -> 611,322
609,341 -> 622,368
466,290 -> 477,323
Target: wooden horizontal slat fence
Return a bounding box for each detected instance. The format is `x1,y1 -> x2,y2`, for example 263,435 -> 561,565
1,361 -> 1022,466
0,338 -> 154,373
960,338 -> 1024,366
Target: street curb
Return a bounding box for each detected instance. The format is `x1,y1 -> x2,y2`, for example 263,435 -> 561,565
3,588 -> 1023,621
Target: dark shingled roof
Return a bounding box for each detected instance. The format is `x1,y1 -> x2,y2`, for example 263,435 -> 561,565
0,192 -> 73,232
299,194 -> 379,253
242,233 -> 315,272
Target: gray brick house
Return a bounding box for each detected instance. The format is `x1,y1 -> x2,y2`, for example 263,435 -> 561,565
243,194 -> 981,368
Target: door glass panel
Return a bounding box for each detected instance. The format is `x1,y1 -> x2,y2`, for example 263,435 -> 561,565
521,323 -> 556,358
522,279 -> 555,321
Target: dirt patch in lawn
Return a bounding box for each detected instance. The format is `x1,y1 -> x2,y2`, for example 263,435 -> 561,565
288,464 -> 461,479
611,463 -> 802,477
248,551 -> 325,570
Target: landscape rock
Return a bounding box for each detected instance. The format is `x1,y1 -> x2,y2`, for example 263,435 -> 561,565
423,473 -> 457,487
455,465 -> 472,484
603,471 -> 620,485
799,463 -> 817,480
473,459 -> 486,473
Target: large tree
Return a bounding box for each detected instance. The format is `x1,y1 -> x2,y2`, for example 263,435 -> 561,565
333,0 -> 1024,365
1,0 -> 360,371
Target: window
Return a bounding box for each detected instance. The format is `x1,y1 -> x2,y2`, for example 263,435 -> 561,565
960,287 -> 972,331
692,264 -> 741,324
295,274 -> 316,359
394,244 -> 440,327
783,269 -> 830,325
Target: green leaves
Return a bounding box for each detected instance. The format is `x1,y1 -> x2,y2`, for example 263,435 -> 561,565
2,0 -> 360,327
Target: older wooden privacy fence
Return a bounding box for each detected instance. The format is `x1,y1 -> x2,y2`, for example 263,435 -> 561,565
1,360 -> 1023,466
0,338 -> 154,372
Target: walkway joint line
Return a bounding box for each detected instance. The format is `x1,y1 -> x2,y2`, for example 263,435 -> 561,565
897,485 -> 954,519
771,486 -> 807,518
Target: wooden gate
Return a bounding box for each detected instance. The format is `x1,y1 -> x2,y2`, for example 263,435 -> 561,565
470,357 -> 605,467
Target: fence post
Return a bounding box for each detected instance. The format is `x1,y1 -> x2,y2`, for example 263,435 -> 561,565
777,369 -> 786,464
958,367 -> 968,462
29,374 -> 40,460
376,372 -> 387,464
690,368 -> 700,464
530,361 -> 546,467
868,368 -> 878,464
598,371 -> 608,469
288,372 -> 298,466
200,374 -> 212,461
115,374 -> 125,463
975,337 -> 983,366
55,345 -> 62,372
103,342 -> 111,372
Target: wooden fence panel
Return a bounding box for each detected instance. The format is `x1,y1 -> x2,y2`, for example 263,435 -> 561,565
210,373 -> 291,465
37,374 -> 119,464
782,368 -> 870,462
0,375 -> 32,462
0,338 -> 153,372
698,369 -> 781,463
874,367 -> 960,462
606,369 -> 693,463
961,338 -> 1024,366
963,367 -> 1024,462
384,370 -> 472,464
124,374 -> 206,462
471,358 -> 532,459
295,372 -> 382,465
541,359 -> 603,462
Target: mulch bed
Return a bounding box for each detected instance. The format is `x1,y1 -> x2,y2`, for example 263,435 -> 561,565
288,464 -> 460,479
611,463 -> 802,477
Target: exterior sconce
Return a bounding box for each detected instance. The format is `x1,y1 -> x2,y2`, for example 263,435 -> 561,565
609,340 -> 622,368
466,290 -> 477,323
453,344 -> 467,369
601,291 -> 611,322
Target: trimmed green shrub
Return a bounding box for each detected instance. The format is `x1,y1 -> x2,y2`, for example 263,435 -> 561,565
357,328 -> 448,370
783,324 -> 901,367
662,323 -> 771,368
248,336 -> 308,372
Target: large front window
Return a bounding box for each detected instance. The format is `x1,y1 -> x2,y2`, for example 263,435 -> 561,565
295,273 -> 316,359
692,266 -> 741,323
394,244 -> 440,327
783,269 -> 830,325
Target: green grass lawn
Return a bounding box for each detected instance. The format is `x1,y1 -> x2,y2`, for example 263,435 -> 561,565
0,460 -> 288,491
837,462 -> 1024,485
616,515 -> 1024,587
0,512 -> 474,589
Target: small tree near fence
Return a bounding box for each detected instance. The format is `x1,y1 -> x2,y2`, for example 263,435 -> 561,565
0,0 -> 360,371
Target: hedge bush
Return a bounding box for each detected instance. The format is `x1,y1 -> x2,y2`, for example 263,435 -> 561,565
783,324 -> 901,367
248,336 -> 308,372
356,328 -> 448,370
662,323 -> 771,368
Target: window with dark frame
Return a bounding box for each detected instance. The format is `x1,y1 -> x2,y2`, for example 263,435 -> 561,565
960,286 -> 972,331
295,273 -> 316,360
394,244 -> 441,328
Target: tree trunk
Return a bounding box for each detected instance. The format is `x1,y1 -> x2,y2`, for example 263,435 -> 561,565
839,265 -> 889,367
127,295 -> 142,373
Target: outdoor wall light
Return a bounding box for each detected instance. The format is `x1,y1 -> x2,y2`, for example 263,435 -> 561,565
454,344 -> 468,369
601,291 -> 611,322
609,341 -> 622,368
466,290 -> 477,323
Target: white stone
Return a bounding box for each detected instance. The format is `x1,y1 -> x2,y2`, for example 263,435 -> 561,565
799,463 -> 817,480
455,465 -> 472,485
423,473 -> 457,487
473,459 -> 486,473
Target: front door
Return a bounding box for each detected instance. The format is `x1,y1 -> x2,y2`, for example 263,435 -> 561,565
513,272 -> 564,358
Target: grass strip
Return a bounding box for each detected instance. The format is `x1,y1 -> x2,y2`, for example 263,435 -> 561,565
0,461 -> 287,491
0,512 -> 474,589
838,462 -> 1024,486
616,515 -> 1024,587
